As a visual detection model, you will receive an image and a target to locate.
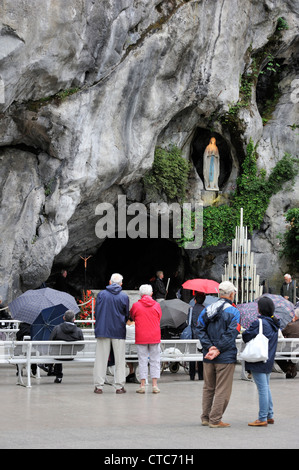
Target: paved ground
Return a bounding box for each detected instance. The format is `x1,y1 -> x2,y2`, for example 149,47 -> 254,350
1,362 -> 298,450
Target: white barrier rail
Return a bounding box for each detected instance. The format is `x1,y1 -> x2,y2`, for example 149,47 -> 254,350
0,337 -> 298,388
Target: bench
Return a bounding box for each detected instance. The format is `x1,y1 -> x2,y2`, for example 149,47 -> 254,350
0,339 -> 203,387
0,337 -> 298,387
0,328 -> 19,341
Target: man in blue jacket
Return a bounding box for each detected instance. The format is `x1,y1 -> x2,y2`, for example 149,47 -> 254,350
197,281 -> 240,428
93,273 -> 129,394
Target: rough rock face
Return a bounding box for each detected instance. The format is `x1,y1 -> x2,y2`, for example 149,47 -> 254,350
0,0 -> 298,301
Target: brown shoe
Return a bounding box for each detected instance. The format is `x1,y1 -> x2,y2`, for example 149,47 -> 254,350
209,421 -> 230,428
267,418 -> 274,424
94,387 -> 103,394
248,419 -> 267,426
116,387 -> 126,394
201,420 -> 209,426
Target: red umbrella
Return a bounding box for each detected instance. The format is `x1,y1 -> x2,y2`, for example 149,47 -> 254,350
182,279 -> 219,294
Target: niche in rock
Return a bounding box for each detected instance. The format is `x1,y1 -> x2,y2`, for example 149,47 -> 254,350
256,58 -> 286,122
191,128 -> 232,190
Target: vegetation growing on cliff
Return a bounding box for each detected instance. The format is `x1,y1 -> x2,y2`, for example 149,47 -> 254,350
178,139 -> 298,248
279,208 -> 299,271
143,144 -> 190,202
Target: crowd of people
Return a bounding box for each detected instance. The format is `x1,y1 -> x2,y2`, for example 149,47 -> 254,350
87,270 -> 298,429
1,269 -> 298,429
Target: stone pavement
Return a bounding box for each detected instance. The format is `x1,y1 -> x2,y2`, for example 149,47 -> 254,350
0,362 -> 298,450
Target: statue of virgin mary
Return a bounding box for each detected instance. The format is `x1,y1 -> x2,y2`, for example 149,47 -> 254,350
203,137 -> 220,191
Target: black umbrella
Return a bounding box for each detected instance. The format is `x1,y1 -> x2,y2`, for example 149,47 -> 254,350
160,299 -> 189,329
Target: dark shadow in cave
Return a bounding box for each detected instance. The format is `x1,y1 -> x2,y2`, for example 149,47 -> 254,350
191,128 -> 232,189
69,237 -> 189,292
256,58 -> 286,120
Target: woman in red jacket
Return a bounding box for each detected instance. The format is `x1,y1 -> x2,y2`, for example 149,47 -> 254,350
130,284 -> 162,394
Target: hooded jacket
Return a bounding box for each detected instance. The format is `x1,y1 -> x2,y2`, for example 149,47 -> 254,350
130,295 -> 162,344
242,315 -> 280,373
50,322 -> 84,342
196,298 -> 241,363
94,283 -> 129,339
50,321 -> 84,354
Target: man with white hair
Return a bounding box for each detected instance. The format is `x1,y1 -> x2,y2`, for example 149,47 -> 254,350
196,281 -> 240,428
153,270 -> 167,301
280,274 -> 296,304
93,273 -> 129,394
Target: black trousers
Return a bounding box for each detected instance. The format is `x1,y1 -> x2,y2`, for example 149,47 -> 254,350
53,363 -> 63,378
189,361 -> 203,379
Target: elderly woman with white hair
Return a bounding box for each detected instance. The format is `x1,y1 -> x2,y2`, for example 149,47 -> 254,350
130,284 -> 162,394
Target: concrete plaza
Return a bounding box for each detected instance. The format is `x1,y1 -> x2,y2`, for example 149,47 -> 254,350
1,362 -> 298,450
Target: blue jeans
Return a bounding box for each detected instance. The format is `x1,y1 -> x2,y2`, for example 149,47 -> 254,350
251,371 -> 274,421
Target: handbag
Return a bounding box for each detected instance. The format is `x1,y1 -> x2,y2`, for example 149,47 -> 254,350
240,319 -> 269,363
180,307 -> 193,340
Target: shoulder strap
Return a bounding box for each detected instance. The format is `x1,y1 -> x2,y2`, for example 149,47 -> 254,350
259,318 -> 263,334
188,307 -> 193,325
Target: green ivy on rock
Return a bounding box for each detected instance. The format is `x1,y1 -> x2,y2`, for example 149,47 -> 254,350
143,145 -> 190,203
179,139 -> 298,248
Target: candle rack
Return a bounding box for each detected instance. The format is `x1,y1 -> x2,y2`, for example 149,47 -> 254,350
222,208 -> 263,304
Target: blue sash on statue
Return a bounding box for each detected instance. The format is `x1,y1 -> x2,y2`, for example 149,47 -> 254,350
209,154 -> 215,182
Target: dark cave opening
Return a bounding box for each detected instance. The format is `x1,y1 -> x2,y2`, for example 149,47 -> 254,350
191,128 -> 232,189
59,237 -> 189,296
48,130 -> 234,297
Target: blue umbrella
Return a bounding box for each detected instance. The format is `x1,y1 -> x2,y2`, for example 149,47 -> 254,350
203,295 -> 219,307
30,304 -> 68,340
189,295 -> 218,307
9,287 -> 79,324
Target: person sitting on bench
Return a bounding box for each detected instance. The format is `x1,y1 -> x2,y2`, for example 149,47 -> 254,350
50,310 -> 84,383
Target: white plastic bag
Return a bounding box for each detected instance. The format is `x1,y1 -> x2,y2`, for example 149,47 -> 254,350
240,319 -> 269,363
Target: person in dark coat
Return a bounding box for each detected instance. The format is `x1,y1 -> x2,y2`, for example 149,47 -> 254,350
189,292 -> 206,380
54,269 -> 79,297
196,281 -> 241,428
280,273 -> 296,304
275,307 -> 299,379
49,310 -> 84,383
242,297 -> 280,426
153,271 -> 166,301
55,269 -> 69,292
93,273 -> 129,394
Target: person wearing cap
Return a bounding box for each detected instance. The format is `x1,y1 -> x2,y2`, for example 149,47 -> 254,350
242,297 -> 280,426
196,281 -> 240,428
